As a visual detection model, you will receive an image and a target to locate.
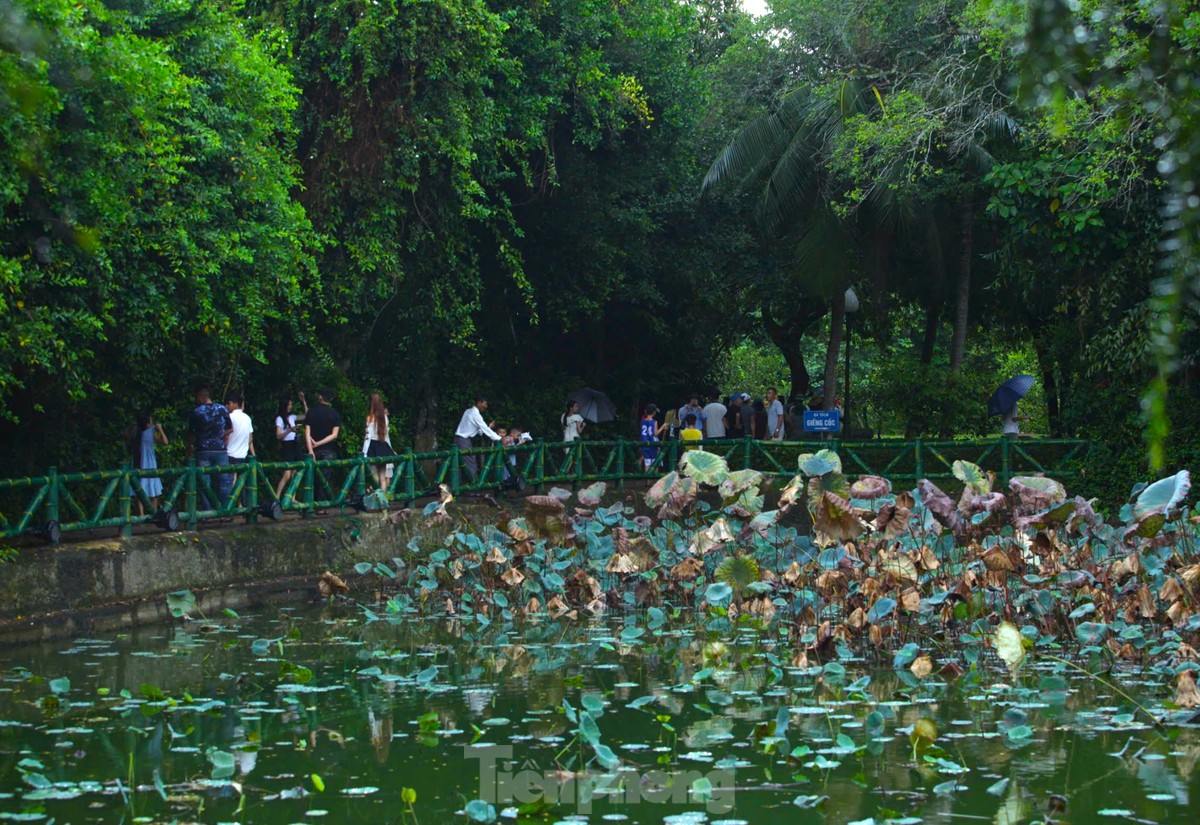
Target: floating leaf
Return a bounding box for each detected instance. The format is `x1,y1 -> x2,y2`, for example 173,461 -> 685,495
166,589 -> 197,619
464,800 -> 497,822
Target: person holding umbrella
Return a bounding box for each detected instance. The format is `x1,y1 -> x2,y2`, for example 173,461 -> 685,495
989,375 -> 1035,438
561,400 -> 586,443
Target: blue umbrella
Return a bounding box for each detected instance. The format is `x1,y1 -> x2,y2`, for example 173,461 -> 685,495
988,375 -> 1036,417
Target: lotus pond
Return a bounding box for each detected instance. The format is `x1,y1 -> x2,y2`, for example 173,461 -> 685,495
4,449 -> 1200,824
1,606 -> 1199,825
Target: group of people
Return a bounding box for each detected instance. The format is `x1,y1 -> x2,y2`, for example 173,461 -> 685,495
129,384 -> 394,514
452,395 -> 537,483
126,385 -> 844,512
637,389 -> 842,468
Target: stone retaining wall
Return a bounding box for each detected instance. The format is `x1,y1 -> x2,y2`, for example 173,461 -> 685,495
0,516 -> 396,644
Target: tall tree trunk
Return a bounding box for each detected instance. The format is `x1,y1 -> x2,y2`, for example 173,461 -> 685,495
414,382 -> 439,453
784,352 -> 810,403
1033,339 -> 1062,436
919,302 -> 940,365
761,300 -> 822,402
949,196 -> 973,373
822,291 -> 846,412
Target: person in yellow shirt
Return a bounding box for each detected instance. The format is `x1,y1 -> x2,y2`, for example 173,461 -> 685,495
681,414 -> 703,451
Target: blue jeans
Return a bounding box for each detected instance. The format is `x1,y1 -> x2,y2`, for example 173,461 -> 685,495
196,450 -> 232,510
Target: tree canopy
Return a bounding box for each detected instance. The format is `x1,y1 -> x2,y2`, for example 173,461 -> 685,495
0,0 -> 1196,503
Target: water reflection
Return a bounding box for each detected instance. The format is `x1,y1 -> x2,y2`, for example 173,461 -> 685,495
0,606 -> 1197,824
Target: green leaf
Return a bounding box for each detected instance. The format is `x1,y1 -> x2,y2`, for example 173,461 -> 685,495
464,799 -> 497,822
1133,470 -> 1190,520
679,450 -> 730,486
704,582 -> 734,606
166,589 -> 197,619
952,460 -> 990,494
798,449 -> 841,477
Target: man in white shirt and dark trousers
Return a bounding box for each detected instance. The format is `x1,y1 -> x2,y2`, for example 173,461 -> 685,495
226,391 -> 255,506
455,395 -> 501,483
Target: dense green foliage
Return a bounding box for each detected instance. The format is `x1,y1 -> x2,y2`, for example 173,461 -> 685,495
0,0 -> 1196,505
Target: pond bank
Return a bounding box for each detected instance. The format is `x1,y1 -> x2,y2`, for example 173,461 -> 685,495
0,516 -> 397,644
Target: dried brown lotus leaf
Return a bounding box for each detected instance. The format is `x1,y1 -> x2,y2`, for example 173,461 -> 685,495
910,655 -> 934,679
982,545 -> 1015,572
847,606 -> 867,630
501,567 -> 526,587
1176,670 -> 1200,709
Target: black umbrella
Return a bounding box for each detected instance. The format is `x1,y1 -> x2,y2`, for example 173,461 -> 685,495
568,388 -> 617,423
988,375 -> 1036,417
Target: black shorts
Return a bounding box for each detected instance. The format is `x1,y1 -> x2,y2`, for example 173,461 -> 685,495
281,440 -> 303,462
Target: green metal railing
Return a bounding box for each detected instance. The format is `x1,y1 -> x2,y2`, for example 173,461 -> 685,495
0,437 -> 1089,544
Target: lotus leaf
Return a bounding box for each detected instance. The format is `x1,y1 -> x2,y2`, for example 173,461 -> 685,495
814,492 -> 868,544
714,555 -> 760,596
952,460 -> 991,494
993,621 -> 1026,679
725,487 -> 765,518
1009,476 -> 1068,511
849,475 -> 891,500
718,468 -> 763,500
798,449 -> 841,476
1132,470 -> 1190,521
679,450 -> 730,486
690,517 -> 734,555
917,480 -> 963,534
578,481 -> 607,507
645,471 -> 679,508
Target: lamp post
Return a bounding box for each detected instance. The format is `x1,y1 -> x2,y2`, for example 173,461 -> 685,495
843,287 -> 859,435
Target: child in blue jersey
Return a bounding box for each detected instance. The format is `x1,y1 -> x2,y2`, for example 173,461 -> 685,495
640,405 -> 667,470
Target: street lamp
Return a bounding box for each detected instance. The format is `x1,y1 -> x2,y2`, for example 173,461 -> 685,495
843,287 -> 859,435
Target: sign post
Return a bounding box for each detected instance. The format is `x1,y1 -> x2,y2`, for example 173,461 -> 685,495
802,410 -> 841,434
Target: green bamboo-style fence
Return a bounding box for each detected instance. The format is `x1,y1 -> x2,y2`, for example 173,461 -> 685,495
0,437 -> 1089,544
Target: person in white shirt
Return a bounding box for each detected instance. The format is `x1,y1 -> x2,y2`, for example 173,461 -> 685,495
226,391 -> 255,462
702,399 -> 727,439
765,387 -> 785,440
454,395 -> 501,482
226,391 -> 254,506
1002,402 -> 1027,438
562,400 -> 585,442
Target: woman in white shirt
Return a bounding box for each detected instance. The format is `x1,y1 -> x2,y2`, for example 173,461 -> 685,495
274,395 -> 307,500
363,393 -> 396,492
562,400 -> 585,442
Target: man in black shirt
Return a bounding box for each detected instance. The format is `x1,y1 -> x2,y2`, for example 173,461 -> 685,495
304,389 -> 342,505
305,388 -> 342,459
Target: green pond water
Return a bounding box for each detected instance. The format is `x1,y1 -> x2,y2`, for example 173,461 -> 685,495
0,604 -> 1197,825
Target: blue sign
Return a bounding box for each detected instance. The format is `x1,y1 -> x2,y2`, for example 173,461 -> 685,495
803,410 -> 841,433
